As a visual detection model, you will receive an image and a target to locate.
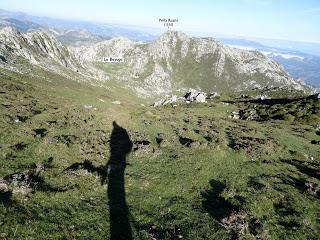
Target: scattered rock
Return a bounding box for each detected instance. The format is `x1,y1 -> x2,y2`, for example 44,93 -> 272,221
305,182 -> 320,197
5,171 -> 33,187
0,181 -> 9,192
3,166 -> 74,198
143,120 -> 151,125
240,94 -> 249,99
1,172 -> 34,198
153,89 -> 210,107
207,91 -> 220,99
229,111 -> 240,119
222,212 -> 249,236
184,89 -> 207,103
189,141 -> 203,148
153,95 -> 180,107
229,108 -> 259,121
112,100 -> 121,105
12,186 -> 33,198
32,163 -> 45,174
238,108 -> 259,120
222,212 -> 264,239
255,95 -> 268,100
16,115 -> 28,122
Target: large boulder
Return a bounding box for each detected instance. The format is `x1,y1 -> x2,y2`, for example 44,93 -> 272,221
153,89 -> 212,107
184,89 -> 207,103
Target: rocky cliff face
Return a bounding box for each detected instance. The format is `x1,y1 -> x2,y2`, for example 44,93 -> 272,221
0,27 -> 79,73
0,28 -> 311,97
72,31 -> 308,96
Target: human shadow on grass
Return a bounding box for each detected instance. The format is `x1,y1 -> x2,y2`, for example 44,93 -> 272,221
102,121 -> 133,240
64,121 -> 133,239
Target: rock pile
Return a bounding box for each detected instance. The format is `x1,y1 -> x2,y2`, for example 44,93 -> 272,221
153,89 -> 218,107
229,108 -> 259,120
184,89 -> 207,103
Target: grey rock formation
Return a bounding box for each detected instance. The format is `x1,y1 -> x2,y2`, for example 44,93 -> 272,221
184,89 -> 207,103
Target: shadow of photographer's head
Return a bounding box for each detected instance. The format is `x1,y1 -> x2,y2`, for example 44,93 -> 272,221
110,121 -> 133,156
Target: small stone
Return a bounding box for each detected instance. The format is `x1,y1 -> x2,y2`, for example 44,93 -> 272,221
84,105 -> 93,109
112,101 -> 121,105
0,181 -> 9,192
12,186 -> 33,197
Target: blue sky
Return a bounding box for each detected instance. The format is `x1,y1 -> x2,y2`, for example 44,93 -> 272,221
1,0 -> 320,43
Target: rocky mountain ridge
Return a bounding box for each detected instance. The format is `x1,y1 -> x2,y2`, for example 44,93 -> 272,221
0,27 -> 312,97
70,31 -> 313,96
0,27 -> 80,73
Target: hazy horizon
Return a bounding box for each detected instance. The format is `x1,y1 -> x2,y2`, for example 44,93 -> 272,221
0,0 -> 320,44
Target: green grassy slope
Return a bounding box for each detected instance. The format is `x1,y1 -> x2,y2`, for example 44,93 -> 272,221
0,70 -> 319,240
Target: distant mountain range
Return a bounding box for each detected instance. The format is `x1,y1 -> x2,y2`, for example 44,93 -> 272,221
219,37 -> 320,87
0,8 -> 319,87
0,9 -> 156,41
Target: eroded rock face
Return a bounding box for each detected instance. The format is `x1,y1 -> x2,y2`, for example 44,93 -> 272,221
0,27 -> 80,72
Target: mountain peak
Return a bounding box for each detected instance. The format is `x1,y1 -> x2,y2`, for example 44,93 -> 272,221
157,30 -> 189,42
